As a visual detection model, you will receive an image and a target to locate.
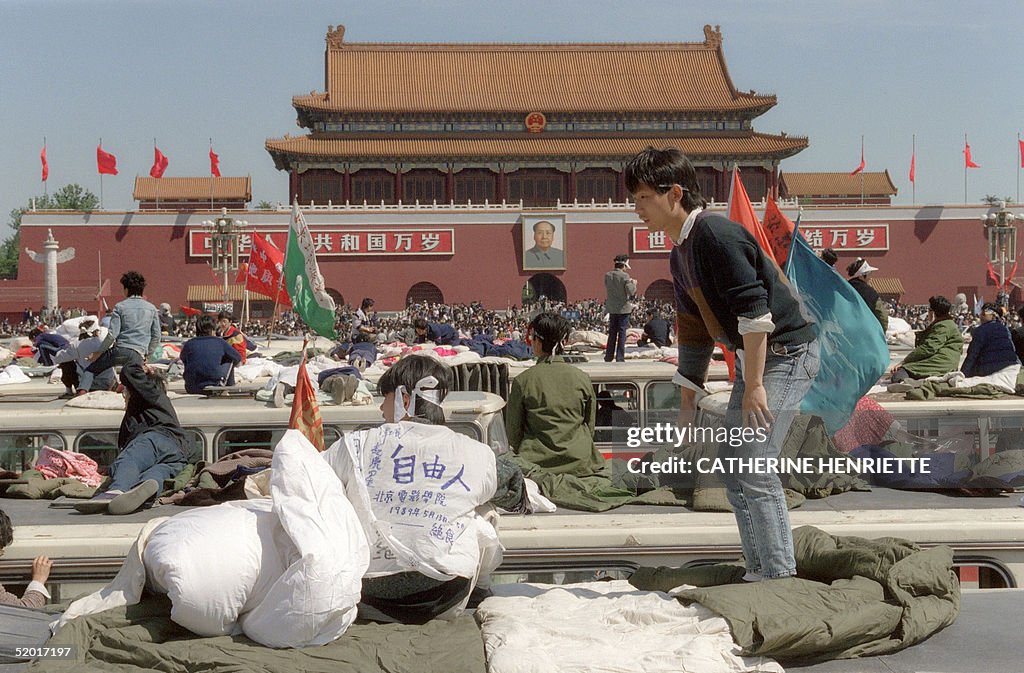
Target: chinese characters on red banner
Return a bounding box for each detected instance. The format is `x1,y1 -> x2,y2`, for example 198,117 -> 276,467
631,224 -> 889,254
189,228 -> 455,258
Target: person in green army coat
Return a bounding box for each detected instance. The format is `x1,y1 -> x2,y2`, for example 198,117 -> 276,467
505,312 -> 605,477
890,295 -> 964,383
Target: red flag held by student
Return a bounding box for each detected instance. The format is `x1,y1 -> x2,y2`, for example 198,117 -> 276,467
246,233 -> 292,307
97,144 -> 118,175
40,145 -> 48,182
150,147 -> 169,178
234,261 -> 249,284
289,342 -> 325,451
180,305 -> 202,317
964,142 -> 980,169
209,148 -> 221,177
727,167 -> 773,257
762,198 -> 796,267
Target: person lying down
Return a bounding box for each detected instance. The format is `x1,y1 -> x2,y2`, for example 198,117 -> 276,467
53,356 -> 500,647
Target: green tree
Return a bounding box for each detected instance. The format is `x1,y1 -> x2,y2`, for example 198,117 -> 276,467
982,195 -> 1015,206
256,200 -> 276,210
0,184 -> 98,279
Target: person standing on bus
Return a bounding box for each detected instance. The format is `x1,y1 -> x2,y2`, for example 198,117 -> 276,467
625,147 -> 819,582
604,254 -> 636,362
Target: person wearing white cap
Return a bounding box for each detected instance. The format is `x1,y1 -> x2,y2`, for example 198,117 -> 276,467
846,258 -> 887,331
158,302 -> 176,335
603,254 -> 636,362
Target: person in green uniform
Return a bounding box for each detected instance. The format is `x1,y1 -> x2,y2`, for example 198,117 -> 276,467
505,312 -> 605,477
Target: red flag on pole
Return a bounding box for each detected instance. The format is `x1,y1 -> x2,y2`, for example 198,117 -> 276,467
209,148 -> 221,177
964,142 -> 980,168
40,144 -> 49,182
1019,139 -> 1024,168
909,151 -> 916,184
289,342 -> 325,451
180,305 -> 202,317
850,139 -> 865,176
149,147 -> 169,178
727,167 -> 773,256
1005,260 -> 1018,291
96,144 -> 118,175
246,233 -> 292,307
987,261 -> 1000,286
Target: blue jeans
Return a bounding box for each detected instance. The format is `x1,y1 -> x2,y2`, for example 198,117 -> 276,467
605,314 -> 630,362
86,346 -> 142,389
107,430 -> 188,496
719,339 -> 820,578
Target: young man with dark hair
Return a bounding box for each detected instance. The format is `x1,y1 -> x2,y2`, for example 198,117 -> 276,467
638,309 -> 672,348
624,146 -> 819,582
85,271 -> 161,387
889,295 -> 963,384
180,314 -> 243,394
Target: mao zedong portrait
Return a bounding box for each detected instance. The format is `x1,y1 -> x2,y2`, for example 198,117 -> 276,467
524,219 -> 565,269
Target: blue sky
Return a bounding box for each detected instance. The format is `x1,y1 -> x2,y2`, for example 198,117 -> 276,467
2,0 -> 1023,233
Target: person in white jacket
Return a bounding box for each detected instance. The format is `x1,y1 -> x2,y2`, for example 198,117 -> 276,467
322,355 -> 501,624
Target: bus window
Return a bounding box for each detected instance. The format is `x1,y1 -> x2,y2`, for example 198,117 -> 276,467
593,383 -> 639,444
487,414 -> 510,455
77,430 -> 205,469
0,433 -> 65,473
449,423 -> 483,442
644,381 -> 681,427
215,426 -> 340,459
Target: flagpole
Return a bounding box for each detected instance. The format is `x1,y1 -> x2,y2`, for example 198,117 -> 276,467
209,137 -> 215,210
964,133 -> 969,204
267,212 -> 292,348
42,135 -> 47,197
860,135 -> 865,205
1018,132 -> 1021,204
911,134 -> 916,205
98,137 -> 104,210
153,137 -> 160,209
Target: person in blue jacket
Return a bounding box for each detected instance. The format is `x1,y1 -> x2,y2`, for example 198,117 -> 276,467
179,314 -> 242,394
412,317 -> 459,346
961,303 -> 1020,378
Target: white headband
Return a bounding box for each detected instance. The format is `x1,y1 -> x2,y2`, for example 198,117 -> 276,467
392,375 -> 441,422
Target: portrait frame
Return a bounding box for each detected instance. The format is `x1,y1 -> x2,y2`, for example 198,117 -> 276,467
521,214 -> 566,271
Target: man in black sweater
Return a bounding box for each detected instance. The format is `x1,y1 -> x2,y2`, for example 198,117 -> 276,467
76,362 -> 200,515
625,147 -> 818,582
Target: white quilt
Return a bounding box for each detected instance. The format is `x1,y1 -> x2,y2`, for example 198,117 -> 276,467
476,581 -> 783,673
55,430 -> 369,648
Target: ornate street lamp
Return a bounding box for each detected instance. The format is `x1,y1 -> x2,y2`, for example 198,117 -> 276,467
202,208 -> 248,308
981,201 -> 1020,307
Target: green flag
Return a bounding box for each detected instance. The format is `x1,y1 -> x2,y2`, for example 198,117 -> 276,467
284,202 -> 337,338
